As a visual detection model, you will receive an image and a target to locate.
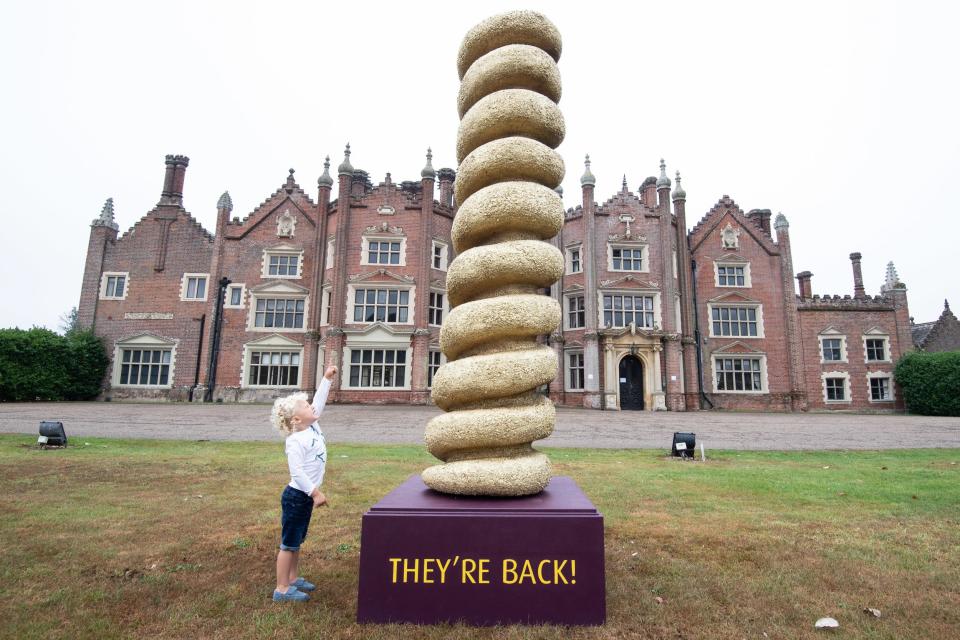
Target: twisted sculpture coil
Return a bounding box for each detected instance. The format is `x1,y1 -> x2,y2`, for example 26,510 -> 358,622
422,11 -> 566,496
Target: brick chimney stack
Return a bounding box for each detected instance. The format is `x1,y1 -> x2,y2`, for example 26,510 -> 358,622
850,252 -> 866,299
796,271 -> 813,299
437,168 -> 456,208
160,154 -> 189,206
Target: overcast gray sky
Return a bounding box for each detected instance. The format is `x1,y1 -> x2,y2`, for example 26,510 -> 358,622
1,0 -> 956,332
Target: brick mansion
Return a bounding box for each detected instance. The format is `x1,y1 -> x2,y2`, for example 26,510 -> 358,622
78,149 -> 915,411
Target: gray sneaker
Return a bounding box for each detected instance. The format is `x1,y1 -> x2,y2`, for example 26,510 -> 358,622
273,586 -> 309,602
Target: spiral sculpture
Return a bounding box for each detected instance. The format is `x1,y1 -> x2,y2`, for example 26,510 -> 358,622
422,11 -> 566,496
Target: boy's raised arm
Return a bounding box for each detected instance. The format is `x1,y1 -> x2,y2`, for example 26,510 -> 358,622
312,366 -> 337,415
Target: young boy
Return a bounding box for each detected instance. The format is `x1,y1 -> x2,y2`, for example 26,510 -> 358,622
269,365 -> 337,602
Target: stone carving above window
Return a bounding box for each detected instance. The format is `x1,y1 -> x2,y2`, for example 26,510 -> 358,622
277,209 -> 296,237
364,222 -> 405,236
721,222 -> 740,250
377,204 -> 396,216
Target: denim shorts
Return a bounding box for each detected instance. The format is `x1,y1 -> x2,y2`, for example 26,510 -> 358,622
279,485 -> 314,551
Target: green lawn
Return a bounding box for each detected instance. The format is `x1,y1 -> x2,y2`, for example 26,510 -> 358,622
0,435 -> 957,639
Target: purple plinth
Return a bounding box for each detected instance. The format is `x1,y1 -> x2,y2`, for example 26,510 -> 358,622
356,474 -> 605,626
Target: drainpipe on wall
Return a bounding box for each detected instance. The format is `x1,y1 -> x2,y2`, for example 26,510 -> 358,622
203,277 -> 230,402
689,259 -> 714,410
189,314 -> 206,402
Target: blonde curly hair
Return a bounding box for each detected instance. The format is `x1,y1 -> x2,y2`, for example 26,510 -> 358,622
270,391 -> 309,437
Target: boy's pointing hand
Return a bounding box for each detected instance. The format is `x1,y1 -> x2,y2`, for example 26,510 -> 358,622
324,366 -> 338,380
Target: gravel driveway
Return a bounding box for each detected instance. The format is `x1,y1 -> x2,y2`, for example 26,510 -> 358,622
2,402 -> 958,450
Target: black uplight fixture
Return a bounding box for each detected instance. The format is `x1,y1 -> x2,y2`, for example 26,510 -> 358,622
38,421 -> 67,447
671,432 -> 695,458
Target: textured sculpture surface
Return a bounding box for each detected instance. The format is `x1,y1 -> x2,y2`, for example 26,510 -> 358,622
422,10 -> 565,496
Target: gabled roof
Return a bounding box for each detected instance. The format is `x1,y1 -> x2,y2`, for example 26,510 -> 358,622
117,208 -> 214,244
232,197 -> 315,240
689,196 -> 779,256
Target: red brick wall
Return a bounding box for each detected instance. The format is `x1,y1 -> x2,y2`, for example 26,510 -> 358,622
87,207 -> 215,400
798,301 -> 906,411
689,200 -> 794,411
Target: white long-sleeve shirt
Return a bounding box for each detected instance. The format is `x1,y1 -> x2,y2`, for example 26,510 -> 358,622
286,377 -> 332,496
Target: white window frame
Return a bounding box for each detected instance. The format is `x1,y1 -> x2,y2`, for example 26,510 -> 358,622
821,371 -> 851,404
707,303 -> 764,339
427,349 -> 446,389
261,246 -> 304,279
320,286 -> 332,326
866,372 -> 895,403
599,290 -> 661,330
819,333 -> 848,364
428,290 -> 447,327
565,294 -> 586,330
711,354 -> 768,394
343,345 -> 413,391
361,235 -> 407,267
241,339 -> 304,389
431,240 -> 449,271
863,334 -> 892,364
112,334 -> 177,389
607,242 -> 649,273
565,350 -> 585,392
714,261 -> 752,288
346,284 -> 415,326
326,237 -> 335,269
99,271 -> 130,301
180,273 -> 209,302
247,281 -> 310,333
566,245 -> 583,274
224,283 -> 246,309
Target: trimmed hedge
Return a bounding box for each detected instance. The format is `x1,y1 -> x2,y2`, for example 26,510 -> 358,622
894,351 -> 960,416
0,328 -> 109,401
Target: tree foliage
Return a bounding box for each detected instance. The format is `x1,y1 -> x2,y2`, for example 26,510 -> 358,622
0,328 -> 109,401
894,351 -> 960,416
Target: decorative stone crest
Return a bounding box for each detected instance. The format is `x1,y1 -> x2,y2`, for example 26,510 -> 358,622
618,214 -> 636,238
720,222 -> 740,249
377,204 -> 396,216
608,233 -> 646,242
277,209 -> 296,237
365,222 -> 404,235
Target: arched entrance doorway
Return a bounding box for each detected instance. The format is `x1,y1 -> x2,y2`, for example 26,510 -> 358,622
618,355 -> 645,410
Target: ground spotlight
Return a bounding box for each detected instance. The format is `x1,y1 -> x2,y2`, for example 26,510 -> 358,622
38,421 -> 67,447
671,432 -> 695,458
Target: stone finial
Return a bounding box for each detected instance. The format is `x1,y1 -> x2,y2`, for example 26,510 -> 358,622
286,168 -> 296,185
672,170 -> 686,200
337,143 -> 354,176
580,154 -> 596,186
554,184 -> 564,197
216,191 -> 233,212
945,299 -> 951,311
318,155 -> 333,187
656,158 -> 671,188
421,147 -> 436,179
881,261 -> 901,293
622,174 -> 628,192
773,212 -> 789,230
92,197 -> 119,230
